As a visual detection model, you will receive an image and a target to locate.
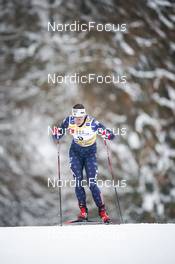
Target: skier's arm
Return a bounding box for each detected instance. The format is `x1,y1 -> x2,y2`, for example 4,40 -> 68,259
52,116 -> 69,141
91,119 -> 115,140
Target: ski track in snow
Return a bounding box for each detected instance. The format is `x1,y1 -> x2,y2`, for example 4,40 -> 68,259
0,224 -> 175,264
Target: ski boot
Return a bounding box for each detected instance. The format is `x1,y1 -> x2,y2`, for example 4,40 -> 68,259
78,205 -> 88,221
98,205 -> 111,223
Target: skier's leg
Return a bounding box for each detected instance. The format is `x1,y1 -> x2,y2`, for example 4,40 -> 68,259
85,154 -> 111,222
85,154 -> 104,208
69,148 -> 86,208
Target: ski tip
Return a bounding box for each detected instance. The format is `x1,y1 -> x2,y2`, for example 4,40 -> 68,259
64,219 -> 87,224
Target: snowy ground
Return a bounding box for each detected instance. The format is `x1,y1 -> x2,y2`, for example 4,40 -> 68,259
0,224 -> 175,264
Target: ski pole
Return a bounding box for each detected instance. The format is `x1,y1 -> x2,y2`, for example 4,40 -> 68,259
104,139 -> 124,224
57,141 -> 63,226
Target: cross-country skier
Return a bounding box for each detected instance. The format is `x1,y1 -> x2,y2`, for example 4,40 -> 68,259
53,104 -> 115,223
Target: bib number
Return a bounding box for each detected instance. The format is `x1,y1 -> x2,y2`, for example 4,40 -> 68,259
77,136 -> 83,141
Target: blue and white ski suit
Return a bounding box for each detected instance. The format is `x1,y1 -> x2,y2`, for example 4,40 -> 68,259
55,115 -> 115,208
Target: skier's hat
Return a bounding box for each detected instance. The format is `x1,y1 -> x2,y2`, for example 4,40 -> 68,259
72,104 -> 86,117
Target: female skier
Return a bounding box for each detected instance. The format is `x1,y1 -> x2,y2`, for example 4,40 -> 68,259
53,104 -> 115,223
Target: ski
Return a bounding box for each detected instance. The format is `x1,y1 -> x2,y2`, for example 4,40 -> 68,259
64,219 -> 115,225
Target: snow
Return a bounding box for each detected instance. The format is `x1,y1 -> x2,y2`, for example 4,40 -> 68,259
129,68 -> 175,81
135,112 -> 160,133
128,132 -> 140,149
152,93 -> 175,111
0,224 -> 174,264
147,0 -> 172,8
114,32 -> 135,56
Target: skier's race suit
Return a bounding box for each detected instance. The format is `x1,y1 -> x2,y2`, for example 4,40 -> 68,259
55,115 -> 115,208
